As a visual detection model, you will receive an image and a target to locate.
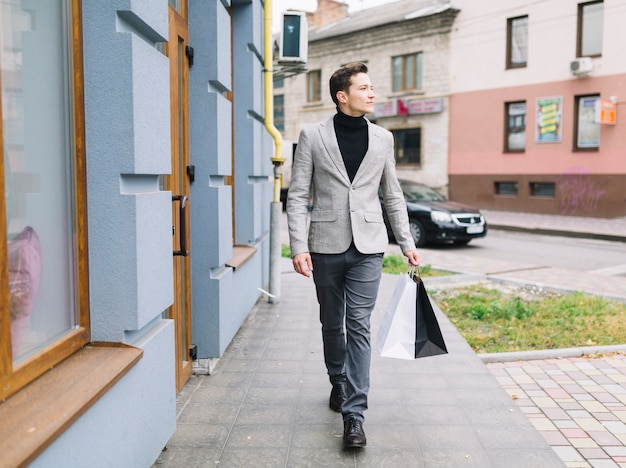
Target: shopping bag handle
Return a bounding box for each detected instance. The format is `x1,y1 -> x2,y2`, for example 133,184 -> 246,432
408,266 -> 422,282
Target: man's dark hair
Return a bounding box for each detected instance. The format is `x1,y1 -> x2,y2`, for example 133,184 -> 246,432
329,62 -> 368,105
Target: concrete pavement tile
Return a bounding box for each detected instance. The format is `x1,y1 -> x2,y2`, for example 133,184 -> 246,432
154,445 -> 222,467
583,460 -> 620,468
572,393 -> 596,401
541,430 -> 570,445
602,420 -> 626,434
552,445 -> 586,462
218,448 -> 288,467
539,379 -> 563,389
548,388 -> 574,399
163,422 -> 229,447
544,407 -> 571,419
353,447 -> 427,467
234,402 -> 295,425
561,428 -> 589,438
579,448 -> 610,459
570,437 -> 599,448
419,446 -> 491,467
487,448 -> 566,468
224,423 -> 292,448
530,416 -> 559,431
532,396 -> 560,408
560,401 -> 585,410
243,385 -> 301,405
574,417 -> 607,431
604,384 -> 626,394
289,424 -> 343,448
588,430 -> 622,445
406,404 -> 472,426
556,420 -> 581,429
286,448 -> 354,467
596,413 -> 620,421
528,389 -> 549,397
580,400 -> 611,413
606,446 -> 626,456
177,402 -> 241,425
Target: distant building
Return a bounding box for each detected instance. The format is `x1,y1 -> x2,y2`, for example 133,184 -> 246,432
276,0 -> 459,193
449,0 -> 626,217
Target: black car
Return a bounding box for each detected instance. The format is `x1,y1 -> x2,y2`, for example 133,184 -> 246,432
381,180 -> 487,247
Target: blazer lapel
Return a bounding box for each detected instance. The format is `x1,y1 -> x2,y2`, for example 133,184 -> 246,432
319,118 -> 351,184
352,121 -> 382,186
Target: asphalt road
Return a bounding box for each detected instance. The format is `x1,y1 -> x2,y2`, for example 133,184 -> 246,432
422,229 -> 626,276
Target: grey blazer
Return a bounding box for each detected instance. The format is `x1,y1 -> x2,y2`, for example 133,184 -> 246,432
286,117 -> 416,256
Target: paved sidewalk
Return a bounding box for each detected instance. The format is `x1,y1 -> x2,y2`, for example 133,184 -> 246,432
155,210 -> 626,467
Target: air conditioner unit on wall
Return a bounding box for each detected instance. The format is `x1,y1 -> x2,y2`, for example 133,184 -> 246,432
570,57 -> 593,76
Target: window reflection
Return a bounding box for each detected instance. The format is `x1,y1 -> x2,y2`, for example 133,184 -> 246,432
1,0 -> 77,361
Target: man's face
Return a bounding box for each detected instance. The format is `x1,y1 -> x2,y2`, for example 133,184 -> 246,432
337,72 -> 375,117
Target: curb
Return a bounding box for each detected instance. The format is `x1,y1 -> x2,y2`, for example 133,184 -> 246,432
488,224 -> 626,244
479,344 -> 626,363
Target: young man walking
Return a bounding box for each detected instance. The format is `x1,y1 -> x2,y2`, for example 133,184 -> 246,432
286,62 -> 419,448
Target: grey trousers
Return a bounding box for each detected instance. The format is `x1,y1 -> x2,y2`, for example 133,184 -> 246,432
311,245 -> 383,421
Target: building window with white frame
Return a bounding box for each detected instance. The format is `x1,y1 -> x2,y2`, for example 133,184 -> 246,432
392,53 -> 423,92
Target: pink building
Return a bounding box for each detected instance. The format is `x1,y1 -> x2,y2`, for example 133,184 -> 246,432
449,0 -> 626,217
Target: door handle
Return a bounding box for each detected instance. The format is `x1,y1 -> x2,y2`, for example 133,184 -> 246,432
172,195 -> 189,256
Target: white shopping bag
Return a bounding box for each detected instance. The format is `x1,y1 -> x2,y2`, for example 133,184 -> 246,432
376,272 -> 417,360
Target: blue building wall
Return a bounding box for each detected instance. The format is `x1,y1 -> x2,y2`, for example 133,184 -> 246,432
30,0 -> 271,464
189,0 -> 273,359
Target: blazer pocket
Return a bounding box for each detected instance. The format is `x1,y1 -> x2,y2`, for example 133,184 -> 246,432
363,211 -> 384,224
310,210 -> 338,222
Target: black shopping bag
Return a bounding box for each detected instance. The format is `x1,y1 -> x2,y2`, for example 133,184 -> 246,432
414,274 -> 448,358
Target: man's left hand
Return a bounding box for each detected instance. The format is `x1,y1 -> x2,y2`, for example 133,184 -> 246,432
404,250 -> 420,266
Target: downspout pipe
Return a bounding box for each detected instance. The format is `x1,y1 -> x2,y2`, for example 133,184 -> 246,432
264,0 -> 284,304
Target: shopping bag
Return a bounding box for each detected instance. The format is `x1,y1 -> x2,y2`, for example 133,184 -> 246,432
377,272 -> 417,359
377,268 -> 448,360
414,275 -> 448,358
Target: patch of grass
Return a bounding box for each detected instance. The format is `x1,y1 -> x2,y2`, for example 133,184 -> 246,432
431,284 -> 626,354
282,244 -> 291,258
382,254 -> 451,277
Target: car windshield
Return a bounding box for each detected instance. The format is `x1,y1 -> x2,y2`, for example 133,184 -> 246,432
401,182 -> 446,202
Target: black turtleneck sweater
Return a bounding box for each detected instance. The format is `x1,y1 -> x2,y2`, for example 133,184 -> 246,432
334,110 -> 368,182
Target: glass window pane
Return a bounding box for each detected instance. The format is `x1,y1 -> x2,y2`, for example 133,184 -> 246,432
393,128 -> 421,165
581,2 -> 603,56
392,56 -> 402,91
404,55 -> 414,89
577,96 -> 600,148
506,102 -> 526,151
1,0 -> 77,362
415,53 -> 422,89
510,16 -> 528,65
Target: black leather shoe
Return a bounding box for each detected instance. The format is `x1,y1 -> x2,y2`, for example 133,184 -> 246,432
329,383 -> 347,412
343,417 -> 366,448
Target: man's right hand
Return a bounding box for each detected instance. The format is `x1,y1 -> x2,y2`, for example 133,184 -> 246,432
292,252 -> 313,278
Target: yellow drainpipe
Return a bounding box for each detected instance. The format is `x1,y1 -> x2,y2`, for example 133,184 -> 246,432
263,0 -> 284,202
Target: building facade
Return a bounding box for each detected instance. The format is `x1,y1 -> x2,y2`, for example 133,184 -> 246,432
0,0 -> 273,465
449,0 -> 626,217
276,0 -> 459,192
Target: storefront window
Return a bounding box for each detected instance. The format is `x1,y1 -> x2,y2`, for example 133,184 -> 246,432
392,128 -> 421,165
505,101 -> 526,152
575,95 -> 600,149
1,0 -> 88,390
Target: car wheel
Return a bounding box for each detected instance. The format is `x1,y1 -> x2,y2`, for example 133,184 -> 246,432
409,219 -> 426,247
